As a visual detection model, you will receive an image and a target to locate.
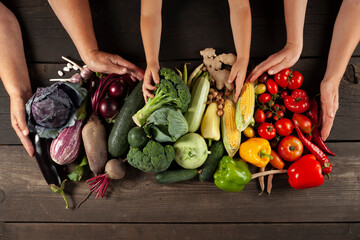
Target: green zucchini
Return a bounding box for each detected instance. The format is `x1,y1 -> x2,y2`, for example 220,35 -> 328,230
155,169 -> 199,184
108,82 -> 145,157
199,141 -> 225,182
185,72 -> 210,132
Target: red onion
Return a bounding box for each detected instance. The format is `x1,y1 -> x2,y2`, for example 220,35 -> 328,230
108,80 -> 126,98
99,97 -> 119,119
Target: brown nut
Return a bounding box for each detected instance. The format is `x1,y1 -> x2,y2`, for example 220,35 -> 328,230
217,104 -> 223,110
217,110 -> 224,116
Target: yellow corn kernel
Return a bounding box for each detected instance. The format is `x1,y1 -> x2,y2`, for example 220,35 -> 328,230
222,99 -> 241,157
236,82 -> 255,132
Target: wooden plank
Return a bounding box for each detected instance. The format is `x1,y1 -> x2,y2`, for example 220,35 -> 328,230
0,142 -> 358,223
1,0 -> 358,63
2,223 -> 360,240
1,58 -> 359,144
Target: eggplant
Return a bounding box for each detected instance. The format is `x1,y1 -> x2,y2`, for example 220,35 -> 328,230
30,133 -> 62,187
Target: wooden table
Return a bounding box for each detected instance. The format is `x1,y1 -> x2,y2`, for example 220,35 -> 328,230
1,0 -> 360,239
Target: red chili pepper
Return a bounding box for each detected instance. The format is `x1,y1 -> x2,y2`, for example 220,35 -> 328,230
287,154 -> 325,189
294,125 -> 332,175
306,134 -> 312,142
284,89 -> 310,114
312,126 -> 336,156
306,100 -> 319,126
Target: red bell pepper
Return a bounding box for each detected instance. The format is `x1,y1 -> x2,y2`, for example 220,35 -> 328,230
288,154 -> 325,189
284,89 -> 309,113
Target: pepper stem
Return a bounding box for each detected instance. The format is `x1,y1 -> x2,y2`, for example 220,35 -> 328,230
251,169 -> 287,180
208,139 -> 212,147
259,150 -> 273,160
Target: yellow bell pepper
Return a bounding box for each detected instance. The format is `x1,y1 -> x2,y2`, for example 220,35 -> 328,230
201,102 -> 220,145
239,138 -> 273,168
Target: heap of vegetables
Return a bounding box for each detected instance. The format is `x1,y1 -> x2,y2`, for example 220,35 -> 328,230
25,49 -> 337,209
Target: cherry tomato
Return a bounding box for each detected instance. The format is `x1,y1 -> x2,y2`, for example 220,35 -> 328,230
258,73 -> 269,83
273,115 -> 279,121
267,100 -> 275,108
265,111 -> 273,119
280,104 -> 286,113
266,79 -> 279,94
276,110 -> 284,118
288,71 -> 303,90
275,118 -> 294,136
258,93 -> 271,104
270,150 -> 285,170
272,104 -> 280,111
292,113 -> 312,134
255,84 -> 266,95
280,91 -> 288,99
277,136 -> 303,161
257,122 -> 276,140
254,109 -> 265,123
274,68 -> 291,88
243,126 -> 255,138
260,104 -> 268,111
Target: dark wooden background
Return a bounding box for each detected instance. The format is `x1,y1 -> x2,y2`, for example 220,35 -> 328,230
0,0 -> 360,239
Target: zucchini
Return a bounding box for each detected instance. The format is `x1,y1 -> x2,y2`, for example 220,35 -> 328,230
199,141 -> 225,182
108,82 -> 145,157
155,169 -> 199,184
185,72 -> 210,132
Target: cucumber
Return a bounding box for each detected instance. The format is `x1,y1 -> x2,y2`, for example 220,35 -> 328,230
155,169 -> 198,184
108,82 -> 145,157
199,141 -> 225,182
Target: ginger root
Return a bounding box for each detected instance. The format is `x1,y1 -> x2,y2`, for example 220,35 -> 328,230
200,48 -> 237,91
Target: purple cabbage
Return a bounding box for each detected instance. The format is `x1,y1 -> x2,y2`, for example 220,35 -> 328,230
26,82 -> 87,139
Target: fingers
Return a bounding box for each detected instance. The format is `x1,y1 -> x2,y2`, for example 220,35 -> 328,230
109,54 -> 144,80
11,116 -> 34,157
320,114 -> 334,142
152,72 -> 160,85
247,55 -> 283,82
228,67 -> 238,84
267,60 -> 288,76
234,84 -> 242,103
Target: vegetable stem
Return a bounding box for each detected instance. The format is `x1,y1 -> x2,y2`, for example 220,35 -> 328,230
251,169 -> 287,179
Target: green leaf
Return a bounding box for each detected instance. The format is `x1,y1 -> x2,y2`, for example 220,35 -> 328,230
50,180 -> 69,209
68,156 -> 89,181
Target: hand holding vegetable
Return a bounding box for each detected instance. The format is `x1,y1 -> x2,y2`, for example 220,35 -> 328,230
320,79 -> 339,141
228,58 -> 248,102
143,62 -> 160,100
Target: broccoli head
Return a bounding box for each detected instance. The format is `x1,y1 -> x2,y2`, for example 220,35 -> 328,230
132,68 -> 191,126
127,140 -> 175,173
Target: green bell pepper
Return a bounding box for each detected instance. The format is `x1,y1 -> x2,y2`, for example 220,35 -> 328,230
213,156 -> 252,192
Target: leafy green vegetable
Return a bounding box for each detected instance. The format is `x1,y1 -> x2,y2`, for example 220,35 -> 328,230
127,140 -> 175,172
132,68 -> 191,126
67,156 -> 89,181
144,107 -> 188,142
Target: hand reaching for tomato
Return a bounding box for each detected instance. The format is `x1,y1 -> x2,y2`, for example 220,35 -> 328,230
246,43 -> 302,83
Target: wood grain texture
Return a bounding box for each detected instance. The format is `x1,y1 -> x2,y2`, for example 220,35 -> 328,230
1,0 -> 358,63
1,223 -> 360,240
0,143 -> 358,223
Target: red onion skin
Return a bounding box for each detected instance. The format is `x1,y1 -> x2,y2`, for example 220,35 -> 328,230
99,98 -> 119,119
108,80 -> 126,98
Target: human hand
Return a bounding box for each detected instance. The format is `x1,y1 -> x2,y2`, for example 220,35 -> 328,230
10,95 -> 34,157
142,62 -> 160,101
228,58 -> 248,102
83,50 -> 144,81
319,79 -> 340,141
247,43 -> 302,83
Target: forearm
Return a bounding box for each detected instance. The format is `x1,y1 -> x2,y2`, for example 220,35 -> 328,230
141,0 -> 162,65
48,0 -> 98,62
283,0 -> 307,48
323,0 -> 360,84
229,0 -> 251,64
0,3 -> 32,100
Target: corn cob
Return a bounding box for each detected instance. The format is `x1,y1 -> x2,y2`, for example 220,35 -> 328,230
221,99 -> 241,157
236,82 -> 255,132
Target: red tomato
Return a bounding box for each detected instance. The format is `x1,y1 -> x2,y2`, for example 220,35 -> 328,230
288,71 -> 303,90
265,111 -> 272,119
258,93 -> 271,104
258,73 -> 269,83
254,109 -> 265,123
275,118 -> 294,136
274,68 -> 291,88
280,91 -> 288,99
292,113 -> 312,134
266,79 -> 279,94
277,110 -> 285,118
277,136 -> 303,161
267,100 -> 275,108
272,104 -> 280,111
280,104 -> 286,113
284,89 -> 310,113
257,122 -> 276,140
